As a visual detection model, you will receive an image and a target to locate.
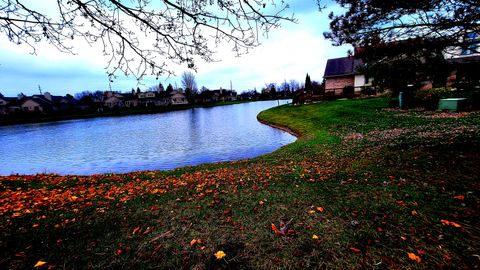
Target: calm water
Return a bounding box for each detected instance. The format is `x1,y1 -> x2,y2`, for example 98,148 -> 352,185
0,100 -> 295,175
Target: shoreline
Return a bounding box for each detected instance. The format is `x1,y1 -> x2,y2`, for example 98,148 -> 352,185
0,99 -> 264,127
256,116 -> 302,139
0,101 -> 295,177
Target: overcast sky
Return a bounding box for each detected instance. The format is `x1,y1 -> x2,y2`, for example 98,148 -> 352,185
0,0 -> 351,97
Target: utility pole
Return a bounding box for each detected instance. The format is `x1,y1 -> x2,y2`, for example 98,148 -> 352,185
38,85 -> 42,95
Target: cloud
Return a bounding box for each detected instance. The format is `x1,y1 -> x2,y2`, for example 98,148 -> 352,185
0,1 -> 350,96
196,7 -> 351,90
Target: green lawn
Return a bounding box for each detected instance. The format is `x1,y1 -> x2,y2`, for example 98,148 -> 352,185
1,97 -> 479,269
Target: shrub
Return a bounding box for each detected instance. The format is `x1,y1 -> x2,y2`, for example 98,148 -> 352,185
361,86 -> 377,96
415,87 -> 451,110
343,86 -> 354,97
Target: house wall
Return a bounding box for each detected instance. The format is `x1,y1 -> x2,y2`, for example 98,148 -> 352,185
171,94 -> 188,105
354,75 -> 365,92
104,97 -> 123,108
444,32 -> 479,59
22,100 -> 42,112
325,76 -> 354,95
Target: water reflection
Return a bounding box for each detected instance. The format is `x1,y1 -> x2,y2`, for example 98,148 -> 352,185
0,100 -> 295,175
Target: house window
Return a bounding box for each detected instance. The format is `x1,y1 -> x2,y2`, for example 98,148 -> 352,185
461,32 -> 478,55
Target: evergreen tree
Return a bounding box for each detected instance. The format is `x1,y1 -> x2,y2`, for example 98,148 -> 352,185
305,73 -> 312,94
166,84 -> 174,93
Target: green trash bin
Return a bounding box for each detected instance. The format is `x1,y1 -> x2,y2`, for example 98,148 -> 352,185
438,98 -> 467,111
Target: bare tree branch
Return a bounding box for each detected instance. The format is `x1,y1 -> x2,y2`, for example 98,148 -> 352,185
0,0 -> 295,80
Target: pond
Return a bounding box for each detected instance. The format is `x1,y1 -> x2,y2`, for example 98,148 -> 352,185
0,100 -> 296,175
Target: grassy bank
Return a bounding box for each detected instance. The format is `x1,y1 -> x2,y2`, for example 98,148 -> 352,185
1,98 -> 479,269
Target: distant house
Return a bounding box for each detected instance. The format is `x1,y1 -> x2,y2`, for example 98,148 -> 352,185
155,91 -> 173,106
323,56 -> 368,96
170,92 -> 188,105
196,90 -> 215,103
0,95 -> 8,115
3,96 -> 22,114
104,96 -> 124,109
19,92 -> 83,113
137,91 -> 158,107
220,90 -> 237,101
195,89 -> 237,103
444,32 -> 480,89
20,92 -> 66,113
122,93 -> 139,108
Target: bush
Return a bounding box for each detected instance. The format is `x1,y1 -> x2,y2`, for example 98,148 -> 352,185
343,86 -> 354,97
361,86 -> 377,96
415,87 -> 451,110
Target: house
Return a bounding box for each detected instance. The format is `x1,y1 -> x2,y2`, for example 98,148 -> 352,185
170,92 -> 188,105
323,56 -> 368,96
122,93 -> 139,108
155,91 -> 173,106
0,95 -> 9,115
196,90 -> 215,103
21,97 -> 53,112
104,96 -> 124,109
195,89 -> 237,103
220,90 -> 237,101
444,32 -> 480,90
137,91 -> 158,107
20,92 -> 84,113
3,96 -> 23,114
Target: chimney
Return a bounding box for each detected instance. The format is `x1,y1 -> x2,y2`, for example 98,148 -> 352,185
44,92 -> 52,101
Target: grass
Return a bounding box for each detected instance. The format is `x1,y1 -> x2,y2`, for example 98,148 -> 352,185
1,97 -> 479,269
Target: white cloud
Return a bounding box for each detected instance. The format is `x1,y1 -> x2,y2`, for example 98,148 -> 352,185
0,2 -> 350,96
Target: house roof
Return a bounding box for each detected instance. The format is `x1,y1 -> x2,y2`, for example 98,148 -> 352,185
157,91 -> 172,99
324,57 -> 364,78
2,97 -> 22,106
121,93 -> 137,100
447,55 -> 480,64
23,97 -> 55,108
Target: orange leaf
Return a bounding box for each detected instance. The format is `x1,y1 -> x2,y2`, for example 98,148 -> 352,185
417,249 -> 427,255
214,250 -> 226,259
34,260 -> 47,267
132,227 -> 140,235
190,239 -> 201,246
316,207 -> 325,212
271,223 -> 285,236
350,247 -> 361,253
453,195 -> 464,200
440,219 -> 461,227
408,252 -> 421,263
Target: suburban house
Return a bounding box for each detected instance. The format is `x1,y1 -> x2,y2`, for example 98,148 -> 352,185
323,32 -> 480,96
20,92 -> 81,112
170,91 -> 189,105
195,89 -> 237,103
0,92 -> 88,115
104,96 -> 124,109
323,56 -> 369,96
21,97 -> 53,112
103,89 -> 189,108
0,95 -> 17,115
122,93 -> 139,108
444,32 -> 480,89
